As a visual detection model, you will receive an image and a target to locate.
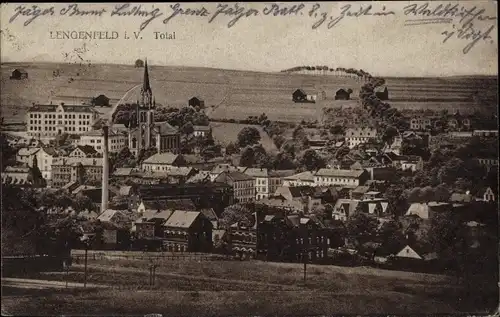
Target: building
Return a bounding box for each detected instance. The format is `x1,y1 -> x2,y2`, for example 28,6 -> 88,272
268,170 -> 296,196
68,145 -> 98,158
393,155 -> 424,172
405,202 -> 451,220
127,60 -> 180,156
10,68 -> 28,80
91,94 -> 110,107
375,86 -> 389,100
188,96 -> 205,108
162,210 -> 213,252
209,164 -> 244,182
79,129 -> 128,154
138,182 -> 234,216
476,187 -> 496,202
26,103 -> 99,138
16,147 -> 58,181
141,153 -> 186,172
332,199 -> 360,221
475,158 -> 498,173
314,169 -> 369,187
472,130 -> 498,137
410,117 -> 432,131
292,89 -> 316,103
244,168 -> 269,200
192,125 -> 212,138
51,157 -> 103,188
334,88 -> 353,100
214,171 -> 255,203
345,127 -> 378,149
282,171 -> 315,187
1,165 -> 43,187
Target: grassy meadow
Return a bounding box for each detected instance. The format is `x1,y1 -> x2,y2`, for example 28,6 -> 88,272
2,62 -> 496,125
3,254 -> 497,315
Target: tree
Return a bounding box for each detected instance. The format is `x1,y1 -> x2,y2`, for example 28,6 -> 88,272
346,212 -> 379,246
272,135 -> 286,149
271,151 -> 296,170
434,183 -> 451,202
239,146 -> 255,167
135,59 -> 144,67
329,125 -> 345,135
300,149 -> 326,171
225,142 -> 239,155
237,127 -> 261,148
382,126 -> 399,144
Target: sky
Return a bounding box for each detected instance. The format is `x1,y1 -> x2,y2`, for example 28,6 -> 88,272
0,2 -> 498,77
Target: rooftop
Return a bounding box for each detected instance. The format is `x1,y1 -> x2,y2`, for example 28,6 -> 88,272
315,169 -> 366,178
143,153 -> 181,165
163,210 -> 201,229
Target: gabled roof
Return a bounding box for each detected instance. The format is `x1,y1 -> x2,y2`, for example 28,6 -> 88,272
200,208 -> 218,221
113,168 -> 134,176
13,68 -> 28,74
193,125 -> 211,131
211,164 -> 241,175
283,171 -> 314,181
405,203 -> 430,219
186,170 -> 211,183
72,145 -> 97,156
244,167 -> 269,178
268,170 -> 296,178
352,186 -> 371,194
214,171 -> 254,182
163,210 -> 201,228
153,121 -> 178,135
143,153 -> 181,165
119,185 -> 133,196
17,147 -> 41,156
315,169 -> 366,178
333,199 -> 360,217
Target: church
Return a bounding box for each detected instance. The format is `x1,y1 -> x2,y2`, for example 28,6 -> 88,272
128,60 -> 180,156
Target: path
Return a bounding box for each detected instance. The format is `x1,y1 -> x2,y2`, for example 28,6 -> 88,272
1,277 -> 107,290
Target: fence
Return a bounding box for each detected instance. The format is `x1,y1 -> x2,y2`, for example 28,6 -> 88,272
71,250 -> 233,263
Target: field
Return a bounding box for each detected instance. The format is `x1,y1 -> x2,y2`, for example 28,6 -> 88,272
1,63 -> 497,125
4,250 -> 497,316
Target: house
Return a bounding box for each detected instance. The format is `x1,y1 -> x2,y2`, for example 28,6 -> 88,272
133,209 -> 174,242
450,192 -> 473,203
393,155 -> 424,172
162,210 -> 213,253
137,199 -> 197,215
200,208 -> 219,229
141,153 -> 186,172
282,171 -> 315,187
244,168 -> 270,200
192,125 -> 212,138
97,209 -> 139,249
332,199 -> 360,221
51,157 -> 103,188
350,186 -> 371,199
79,129 -> 128,154
344,127 -> 378,149
209,164 -> 244,182
186,170 -> 211,183
26,103 -> 99,138
256,197 -> 305,213
283,214 -> 329,263
214,171 -> 255,203
405,202 -> 451,220
292,89 -> 316,103
91,94 -> 110,107
475,187 -> 496,202
16,147 -> 58,181
375,86 -> 389,100
112,167 -> 134,179
189,96 -> 205,108
10,68 -> 28,80
68,145 -> 98,158
410,117 -> 432,131
334,88 -> 353,100
475,158 -> 498,173
314,169 -> 369,187
1,165 -> 42,187
268,170 -> 296,194
138,182 -> 234,216
472,130 -> 498,137
228,214 -> 259,259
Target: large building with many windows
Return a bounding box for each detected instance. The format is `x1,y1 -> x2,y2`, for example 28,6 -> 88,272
79,129 -> 128,154
26,103 -> 99,138
51,157 -> 103,188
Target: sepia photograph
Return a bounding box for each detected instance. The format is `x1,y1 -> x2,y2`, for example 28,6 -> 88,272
1,1 -> 498,316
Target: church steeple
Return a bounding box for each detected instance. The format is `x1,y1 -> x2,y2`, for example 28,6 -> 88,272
141,58 -> 153,108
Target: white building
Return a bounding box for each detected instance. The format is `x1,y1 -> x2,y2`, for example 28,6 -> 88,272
345,127 -> 378,149
314,169 -> 369,187
26,103 -> 99,138
193,125 -> 212,138
410,117 -> 432,130
16,147 -> 59,181
79,129 -> 128,154
141,153 -> 186,172
282,171 -> 315,187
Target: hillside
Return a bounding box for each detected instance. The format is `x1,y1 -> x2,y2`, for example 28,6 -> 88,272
1,63 -> 497,125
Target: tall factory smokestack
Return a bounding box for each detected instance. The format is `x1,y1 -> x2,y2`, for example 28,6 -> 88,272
101,125 -> 109,212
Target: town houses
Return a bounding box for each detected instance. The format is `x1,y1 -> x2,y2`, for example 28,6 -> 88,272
2,59 -> 497,286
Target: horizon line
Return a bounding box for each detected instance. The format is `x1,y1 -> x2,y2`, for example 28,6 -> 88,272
1,60 -> 497,79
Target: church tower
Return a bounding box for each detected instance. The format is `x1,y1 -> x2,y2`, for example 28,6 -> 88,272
136,58 -> 156,150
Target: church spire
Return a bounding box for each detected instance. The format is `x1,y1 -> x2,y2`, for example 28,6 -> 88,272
142,58 -> 152,95
140,58 -> 153,108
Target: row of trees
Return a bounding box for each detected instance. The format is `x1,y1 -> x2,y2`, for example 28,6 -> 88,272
281,66 -> 372,79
